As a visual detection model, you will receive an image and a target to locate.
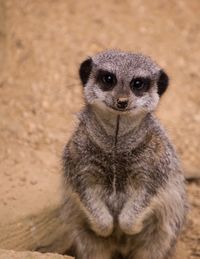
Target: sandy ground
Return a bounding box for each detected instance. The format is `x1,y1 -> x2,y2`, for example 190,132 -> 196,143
0,0 -> 200,258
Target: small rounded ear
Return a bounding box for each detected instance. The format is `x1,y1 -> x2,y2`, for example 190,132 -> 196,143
79,58 -> 93,86
157,70 -> 169,96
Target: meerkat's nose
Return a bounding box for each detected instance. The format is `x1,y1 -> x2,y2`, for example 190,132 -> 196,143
117,98 -> 128,109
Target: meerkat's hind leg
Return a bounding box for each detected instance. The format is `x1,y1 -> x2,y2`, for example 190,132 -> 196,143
75,246 -> 112,259
111,251 -> 125,259
126,235 -> 176,259
73,228 -> 113,259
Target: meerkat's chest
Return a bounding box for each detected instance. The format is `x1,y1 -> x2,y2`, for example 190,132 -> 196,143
81,137 -> 150,192
86,151 -> 135,192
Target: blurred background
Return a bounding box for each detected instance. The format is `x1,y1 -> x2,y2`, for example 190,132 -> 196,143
0,0 -> 199,258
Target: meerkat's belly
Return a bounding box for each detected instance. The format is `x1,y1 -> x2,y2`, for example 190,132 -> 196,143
87,151 -> 134,213
105,190 -> 126,216
102,162 -> 131,215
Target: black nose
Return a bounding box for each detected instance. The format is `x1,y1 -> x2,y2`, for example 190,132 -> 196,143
117,98 -> 128,109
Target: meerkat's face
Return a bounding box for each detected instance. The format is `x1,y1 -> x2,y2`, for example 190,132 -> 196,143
79,50 -> 168,115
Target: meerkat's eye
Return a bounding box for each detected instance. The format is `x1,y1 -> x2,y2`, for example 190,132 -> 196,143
130,77 -> 150,95
131,79 -> 144,90
102,74 -> 115,85
97,70 -> 117,91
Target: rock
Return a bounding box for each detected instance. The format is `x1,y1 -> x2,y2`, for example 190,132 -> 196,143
0,249 -> 73,259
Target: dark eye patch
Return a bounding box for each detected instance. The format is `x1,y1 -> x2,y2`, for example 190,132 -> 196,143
96,69 -> 117,91
130,77 -> 151,96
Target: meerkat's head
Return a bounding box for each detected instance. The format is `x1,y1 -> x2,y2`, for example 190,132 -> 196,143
79,50 -> 168,116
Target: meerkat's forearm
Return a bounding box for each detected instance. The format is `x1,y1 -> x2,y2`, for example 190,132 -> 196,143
67,170 -> 114,236
63,151 -> 114,237
119,189 -> 151,235
78,187 -> 114,237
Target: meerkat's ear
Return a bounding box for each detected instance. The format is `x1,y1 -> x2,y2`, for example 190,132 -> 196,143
157,70 -> 169,96
79,58 -> 93,86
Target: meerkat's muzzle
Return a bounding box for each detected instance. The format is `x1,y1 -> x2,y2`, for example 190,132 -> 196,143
116,98 -> 129,110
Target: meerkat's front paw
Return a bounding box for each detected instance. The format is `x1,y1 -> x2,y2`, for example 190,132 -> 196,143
119,212 -> 144,235
89,212 -> 114,237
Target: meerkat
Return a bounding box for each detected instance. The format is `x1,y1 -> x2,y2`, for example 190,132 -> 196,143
62,50 -> 187,259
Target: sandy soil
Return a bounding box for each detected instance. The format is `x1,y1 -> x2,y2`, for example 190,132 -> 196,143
0,0 -> 200,258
